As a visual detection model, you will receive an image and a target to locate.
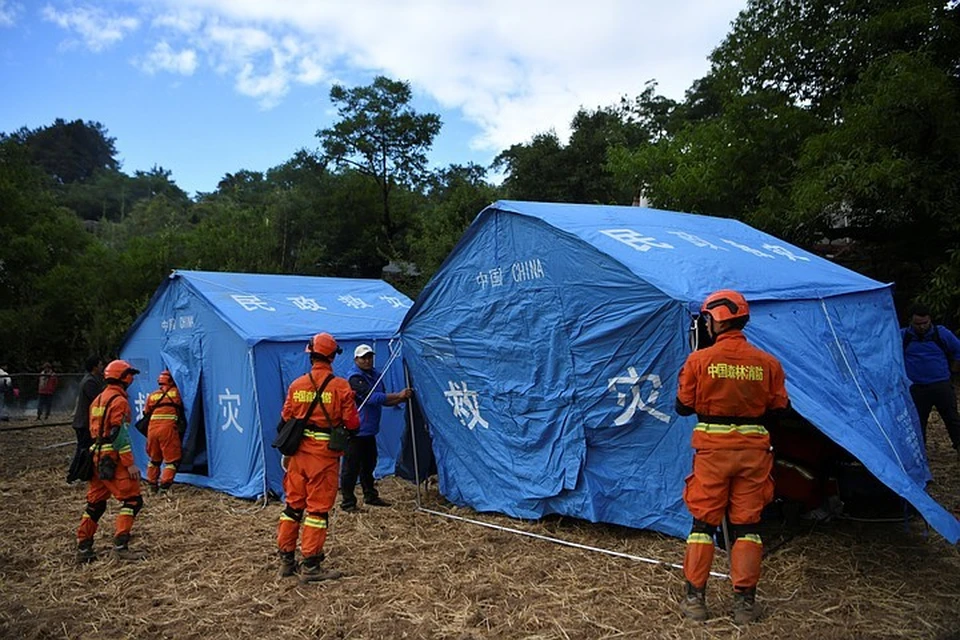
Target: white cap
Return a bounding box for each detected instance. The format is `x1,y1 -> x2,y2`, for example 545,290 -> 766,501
354,344 -> 375,358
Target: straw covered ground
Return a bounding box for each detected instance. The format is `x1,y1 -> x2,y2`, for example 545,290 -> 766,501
1,413 -> 958,640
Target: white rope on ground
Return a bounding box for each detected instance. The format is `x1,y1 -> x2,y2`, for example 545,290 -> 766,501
819,298 -> 907,473
417,506 -> 730,580
39,440 -> 75,449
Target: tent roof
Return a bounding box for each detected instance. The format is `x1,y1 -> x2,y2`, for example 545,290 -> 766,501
487,200 -> 887,304
152,270 -> 412,344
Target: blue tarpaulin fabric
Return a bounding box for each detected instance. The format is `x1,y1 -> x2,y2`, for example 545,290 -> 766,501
120,270 -> 411,498
400,201 -> 960,543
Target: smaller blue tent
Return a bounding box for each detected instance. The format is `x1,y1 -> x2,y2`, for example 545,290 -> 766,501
120,270 -> 412,498
400,200 -> 960,544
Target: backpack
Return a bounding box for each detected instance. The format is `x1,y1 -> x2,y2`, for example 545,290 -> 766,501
903,325 -> 960,373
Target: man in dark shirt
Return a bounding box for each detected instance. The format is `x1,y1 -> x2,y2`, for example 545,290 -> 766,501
67,355 -> 104,483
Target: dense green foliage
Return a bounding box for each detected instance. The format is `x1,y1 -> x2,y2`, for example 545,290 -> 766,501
3,0 -> 959,372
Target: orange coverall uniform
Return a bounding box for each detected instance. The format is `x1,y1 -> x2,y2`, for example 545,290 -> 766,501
144,384 -> 183,489
676,329 -> 789,593
77,384 -> 143,546
277,361 -> 360,561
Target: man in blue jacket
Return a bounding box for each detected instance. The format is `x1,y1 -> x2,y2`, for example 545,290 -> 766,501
902,305 -> 960,456
340,344 -> 412,512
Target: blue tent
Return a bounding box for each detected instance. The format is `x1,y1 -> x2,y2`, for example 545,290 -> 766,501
399,200 -> 960,543
119,270 -> 412,498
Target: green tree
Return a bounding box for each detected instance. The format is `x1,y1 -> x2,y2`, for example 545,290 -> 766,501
317,76 -> 442,251
405,163 -> 500,292
606,0 -> 960,316
4,118 -> 119,184
494,100 -> 652,205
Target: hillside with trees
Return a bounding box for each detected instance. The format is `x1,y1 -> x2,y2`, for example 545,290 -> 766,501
2,0 -> 958,369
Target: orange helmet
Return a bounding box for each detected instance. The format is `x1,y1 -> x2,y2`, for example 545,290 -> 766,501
701,289 -> 750,323
158,370 -> 174,386
305,332 -> 342,359
104,359 -> 139,385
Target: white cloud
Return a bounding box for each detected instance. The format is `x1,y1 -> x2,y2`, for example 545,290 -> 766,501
41,4 -> 139,51
152,9 -> 204,33
139,41 -> 198,75
98,1 -> 746,143
0,1 -> 22,27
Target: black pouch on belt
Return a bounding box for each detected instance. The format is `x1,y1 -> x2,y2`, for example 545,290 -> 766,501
97,454 -> 117,480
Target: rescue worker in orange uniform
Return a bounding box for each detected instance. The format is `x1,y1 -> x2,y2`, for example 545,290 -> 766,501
144,370 -> 184,494
675,290 -> 790,624
277,332 -> 360,582
76,360 -> 144,563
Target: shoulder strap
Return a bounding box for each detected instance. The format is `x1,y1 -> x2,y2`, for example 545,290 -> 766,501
95,393 -> 122,446
314,375 -> 339,426
143,388 -> 171,420
303,374 -> 335,421
932,325 -> 948,356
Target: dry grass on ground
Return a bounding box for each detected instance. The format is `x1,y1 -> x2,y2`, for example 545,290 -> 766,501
0,413 -> 958,639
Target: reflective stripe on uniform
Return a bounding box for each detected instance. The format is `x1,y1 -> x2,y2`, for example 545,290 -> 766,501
303,516 -> 327,529
119,508 -> 135,517
694,422 -> 768,437
149,414 -> 178,421
302,429 -> 331,441
687,532 -> 713,545
279,513 -> 299,523
739,533 -> 763,546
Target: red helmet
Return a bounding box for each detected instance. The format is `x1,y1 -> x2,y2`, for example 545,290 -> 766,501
158,370 -> 174,386
701,289 -> 750,323
104,359 -> 139,385
305,332 -> 342,358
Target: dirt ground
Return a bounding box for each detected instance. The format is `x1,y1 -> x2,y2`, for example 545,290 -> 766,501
1,412 -> 958,640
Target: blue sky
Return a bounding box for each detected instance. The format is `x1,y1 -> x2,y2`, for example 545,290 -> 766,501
0,1 -> 746,197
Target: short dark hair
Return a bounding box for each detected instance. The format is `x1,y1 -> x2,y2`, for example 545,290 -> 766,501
909,304 -> 931,319
728,316 -> 749,331
84,354 -> 103,372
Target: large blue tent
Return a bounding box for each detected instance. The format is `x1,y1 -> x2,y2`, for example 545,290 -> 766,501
399,200 -> 960,543
119,270 -> 412,498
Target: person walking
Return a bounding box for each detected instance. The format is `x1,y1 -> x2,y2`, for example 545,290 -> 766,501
67,355 -> 104,483
75,360 -> 143,563
277,333 -> 360,582
901,305 -> 960,456
675,290 -> 790,624
36,362 -> 58,420
340,344 -> 412,512
0,364 -> 11,422
143,370 -> 184,494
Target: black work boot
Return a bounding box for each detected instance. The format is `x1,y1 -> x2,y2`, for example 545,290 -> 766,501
680,581 -> 708,622
278,551 -> 298,578
76,539 -> 96,564
365,495 -> 391,507
299,553 -> 342,583
112,534 -> 143,562
733,588 -> 761,624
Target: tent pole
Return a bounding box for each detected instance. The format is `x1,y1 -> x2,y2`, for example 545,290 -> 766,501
417,507 -> 729,580
403,358 -> 422,509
